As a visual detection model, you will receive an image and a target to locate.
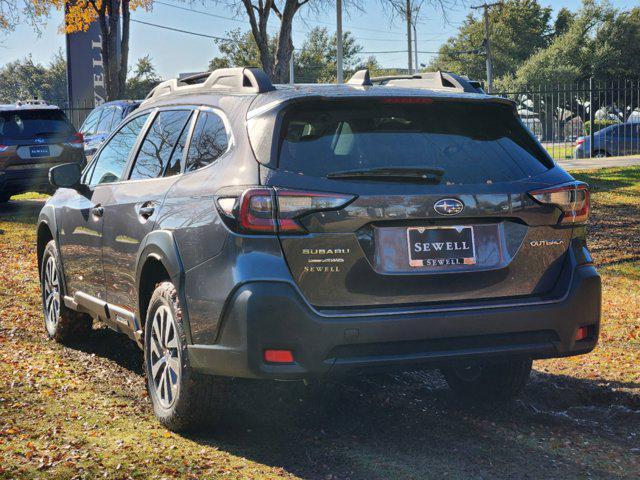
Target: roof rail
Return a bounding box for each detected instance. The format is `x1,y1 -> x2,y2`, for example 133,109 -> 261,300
346,69 -> 373,87
145,67 -> 275,102
15,99 -> 49,106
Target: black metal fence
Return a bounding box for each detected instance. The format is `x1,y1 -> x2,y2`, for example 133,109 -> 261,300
495,80 -> 640,160
60,100 -> 96,130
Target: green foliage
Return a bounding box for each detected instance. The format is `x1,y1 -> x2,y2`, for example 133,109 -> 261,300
209,27 -> 363,84
429,0 -> 552,81
584,119 -> 620,135
294,27 -> 362,83
0,51 -> 67,105
124,55 -> 161,99
208,29 -> 276,72
502,1 -> 640,89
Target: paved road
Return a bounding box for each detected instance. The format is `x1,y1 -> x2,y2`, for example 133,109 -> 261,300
557,155 -> 640,170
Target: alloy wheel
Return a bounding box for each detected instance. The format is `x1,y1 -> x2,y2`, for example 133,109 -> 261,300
43,255 -> 61,336
149,305 -> 181,409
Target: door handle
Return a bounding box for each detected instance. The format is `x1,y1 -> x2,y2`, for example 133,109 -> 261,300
91,206 -> 104,217
138,204 -> 155,219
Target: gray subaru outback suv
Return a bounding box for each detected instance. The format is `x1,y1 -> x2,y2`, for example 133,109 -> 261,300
37,67 -> 601,431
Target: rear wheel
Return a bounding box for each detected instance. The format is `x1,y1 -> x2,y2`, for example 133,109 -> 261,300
593,150 -> 609,158
40,240 -> 92,342
0,193 -> 12,203
441,357 -> 532,400
144,281 -> 227,432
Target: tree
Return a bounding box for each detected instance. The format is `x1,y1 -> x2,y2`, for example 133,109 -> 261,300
295,27 -> 362,83
0,0 -> 36,32
0,52 -> 68,105
208,29 -> 277,72
553,7 -> 574,37
429,0 -> 552,81
125,55 -> 161,98
39,0 -> 152,101
209,27 -> 364,84
506,1 -> 615,88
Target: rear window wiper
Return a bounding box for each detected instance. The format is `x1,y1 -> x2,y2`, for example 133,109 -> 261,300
326,167 -> 444,183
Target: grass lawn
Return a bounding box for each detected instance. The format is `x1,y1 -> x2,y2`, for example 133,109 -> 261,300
0,168 -> 639,479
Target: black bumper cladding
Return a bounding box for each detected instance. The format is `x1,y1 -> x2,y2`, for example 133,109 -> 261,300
188,260 -> 601,380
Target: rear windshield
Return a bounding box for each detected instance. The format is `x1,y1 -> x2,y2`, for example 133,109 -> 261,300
0,109 -> 74,140
278,100 -> 552,185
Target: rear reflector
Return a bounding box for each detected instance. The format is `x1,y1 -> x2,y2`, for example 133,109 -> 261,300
529,182 -> 590,225
575,326 -> 592,341
264,349 -> 294,363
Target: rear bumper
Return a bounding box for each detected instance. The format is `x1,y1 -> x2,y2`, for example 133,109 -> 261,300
188,263 -> 601,379
0,168 -> 51,194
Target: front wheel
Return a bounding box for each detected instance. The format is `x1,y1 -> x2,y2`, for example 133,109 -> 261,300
441,357 -> 532,400
144,281 -> 227,432
40,240 -> 92,342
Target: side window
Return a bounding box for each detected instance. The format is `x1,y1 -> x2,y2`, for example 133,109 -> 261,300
87,114 -> 149,187
80,108 -> 102,135
95,107 -> 115,134
185,111 -> 229,173
129,110 -> 192,180
164,115 -> 193,177
110,107 -> 123,130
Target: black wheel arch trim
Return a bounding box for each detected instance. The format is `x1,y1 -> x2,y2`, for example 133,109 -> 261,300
37,204 -> 69,297
135,229 -> 193,344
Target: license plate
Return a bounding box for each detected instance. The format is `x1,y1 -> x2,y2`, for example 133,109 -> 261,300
407,226 -> 476,268
29,146 -> 50,158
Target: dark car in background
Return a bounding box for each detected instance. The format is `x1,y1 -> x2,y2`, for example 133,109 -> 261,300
38,68 -> 600,432
79,100 -> 141,158
0,101 -> 85,202
574,122 -> 640,158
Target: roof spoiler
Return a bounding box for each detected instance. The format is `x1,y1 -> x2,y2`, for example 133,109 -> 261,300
145,67 -> 275,102
369,70 -> 484,94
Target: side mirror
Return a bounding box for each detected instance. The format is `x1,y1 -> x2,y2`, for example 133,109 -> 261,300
49,163 -> 82,189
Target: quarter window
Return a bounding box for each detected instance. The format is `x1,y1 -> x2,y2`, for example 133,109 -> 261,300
95,107 -> 115,134
87,114 -> 149,187
129,110 -> 192,180
185,111 -> 229,173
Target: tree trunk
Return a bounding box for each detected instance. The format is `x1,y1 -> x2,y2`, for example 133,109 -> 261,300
119,0 -> 130,97
272,1 -> 298,83
241,0 -> 274,79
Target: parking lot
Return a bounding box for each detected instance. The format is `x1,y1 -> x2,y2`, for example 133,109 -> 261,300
0,167 -> 638,479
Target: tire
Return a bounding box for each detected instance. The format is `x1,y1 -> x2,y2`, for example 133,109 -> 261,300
441,357 -> 532,401
41,240 -> 92,343
0,193 -> 12,203
144,281 -> 227,432
593,150 -> 609,158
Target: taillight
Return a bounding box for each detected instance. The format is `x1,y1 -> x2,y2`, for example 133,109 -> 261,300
0,145 -> 8,152
529,182 -> 590,225
216,187 -> 355,234
68,132 -> 84,147
575,137 -> 585,146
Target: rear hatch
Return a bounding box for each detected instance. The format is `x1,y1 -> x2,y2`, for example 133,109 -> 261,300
256,97 -> 573,310
0,108 -> 82,170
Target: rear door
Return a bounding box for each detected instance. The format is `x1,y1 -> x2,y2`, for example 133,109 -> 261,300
101,109 -> 194,311
264,98 -> 572,309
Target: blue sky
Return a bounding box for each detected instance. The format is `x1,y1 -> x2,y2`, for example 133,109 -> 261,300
1,0 -> 638,79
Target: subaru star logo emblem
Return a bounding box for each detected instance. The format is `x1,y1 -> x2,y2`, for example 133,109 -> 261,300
34,137 -> 45,144
434,198 -> 464,216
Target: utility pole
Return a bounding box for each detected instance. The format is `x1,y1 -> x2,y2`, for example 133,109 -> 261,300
413,22 -> 418,74
406,0 -> 413,73
336,0 -> 344,83
471,2 -> 501,93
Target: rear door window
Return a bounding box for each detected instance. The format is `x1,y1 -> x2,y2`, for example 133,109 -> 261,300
184,111 -> 229,173
80,108 -> 102,135
278,100 -> 552,185
0,109 -> 74,140
129,110 -> 192,180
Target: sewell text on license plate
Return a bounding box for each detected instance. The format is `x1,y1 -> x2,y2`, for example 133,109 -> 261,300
407,226 -> 476,268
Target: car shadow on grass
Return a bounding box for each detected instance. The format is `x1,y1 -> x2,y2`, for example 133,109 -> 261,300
72,326 -> 639,480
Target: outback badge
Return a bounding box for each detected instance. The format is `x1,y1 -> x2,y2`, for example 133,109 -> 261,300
434,198 -> 464,216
